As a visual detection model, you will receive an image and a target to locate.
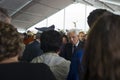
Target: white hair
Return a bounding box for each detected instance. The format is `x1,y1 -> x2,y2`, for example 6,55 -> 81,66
67,29 -> 80,35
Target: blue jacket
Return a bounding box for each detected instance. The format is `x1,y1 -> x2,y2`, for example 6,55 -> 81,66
67,49 -> 84,80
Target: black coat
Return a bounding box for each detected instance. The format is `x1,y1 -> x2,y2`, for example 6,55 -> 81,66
21,40 -> 43,62
0,62 -> 56,80
60,41 -> 84,61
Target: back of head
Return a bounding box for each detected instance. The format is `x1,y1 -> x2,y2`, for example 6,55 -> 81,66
0,21 -> 23,61
35,32 -> 41,39
0,7 -> 11,23
83,13 -> 120,80
87,9 -> 110,28
40,30 -> 62,53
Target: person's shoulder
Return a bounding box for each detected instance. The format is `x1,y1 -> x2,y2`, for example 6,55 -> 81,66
65,42 -> 72,47
31,55 -> 43,63
0,62 -> 56,80
0,62 -> 47,69
16,62 -> 51,71
75,49 -> 84,57
21,62 -> 45,66
77,49 -> 84,53
31,63 -> 48,68
66,42 -> 72,45
4,62 -> 47,68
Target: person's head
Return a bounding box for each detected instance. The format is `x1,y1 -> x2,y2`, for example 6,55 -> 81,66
35,32 -> 41,40
62,34 -> 69,45
87,9 -> 111,28
67,29 -> 79,45
0,7 -> 11,23
40,30 -> 62,53
78,31 -> 85,41
83,13 -> 120,80
0,21 -> 24,62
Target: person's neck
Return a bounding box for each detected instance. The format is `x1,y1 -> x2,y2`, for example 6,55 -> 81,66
74,40 -> 79,47
0,56 -> 18,64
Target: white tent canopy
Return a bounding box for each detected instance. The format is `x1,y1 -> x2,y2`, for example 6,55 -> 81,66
0,0 -> 120,32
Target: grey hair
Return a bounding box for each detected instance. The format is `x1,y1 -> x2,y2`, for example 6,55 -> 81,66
67,29 -> 80,35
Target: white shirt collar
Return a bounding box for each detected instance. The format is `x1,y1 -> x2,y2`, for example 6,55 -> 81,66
73,40 -> 79,47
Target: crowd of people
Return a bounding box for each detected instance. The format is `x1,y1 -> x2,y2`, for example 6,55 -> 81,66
0,6 -> 120,80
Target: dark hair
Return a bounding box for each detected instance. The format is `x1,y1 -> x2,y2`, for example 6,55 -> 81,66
0,21 -> 24,61
40,30 -> 62,53
62,34 -> 69,43
35,32 -> 41,39
83,13 -> 120,80
87,9 -> 108,28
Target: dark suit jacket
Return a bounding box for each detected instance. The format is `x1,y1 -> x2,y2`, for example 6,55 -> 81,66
21,40 -> 43,62
60,41 -> 84,61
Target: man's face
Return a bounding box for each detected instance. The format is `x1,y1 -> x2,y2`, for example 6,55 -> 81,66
79,32 -> 85,41
69,32 -> 79,45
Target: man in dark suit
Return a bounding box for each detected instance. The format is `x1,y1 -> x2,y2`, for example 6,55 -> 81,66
20,32 -> 43,62
60,29 -> 84,61
67,9 -> 112,80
